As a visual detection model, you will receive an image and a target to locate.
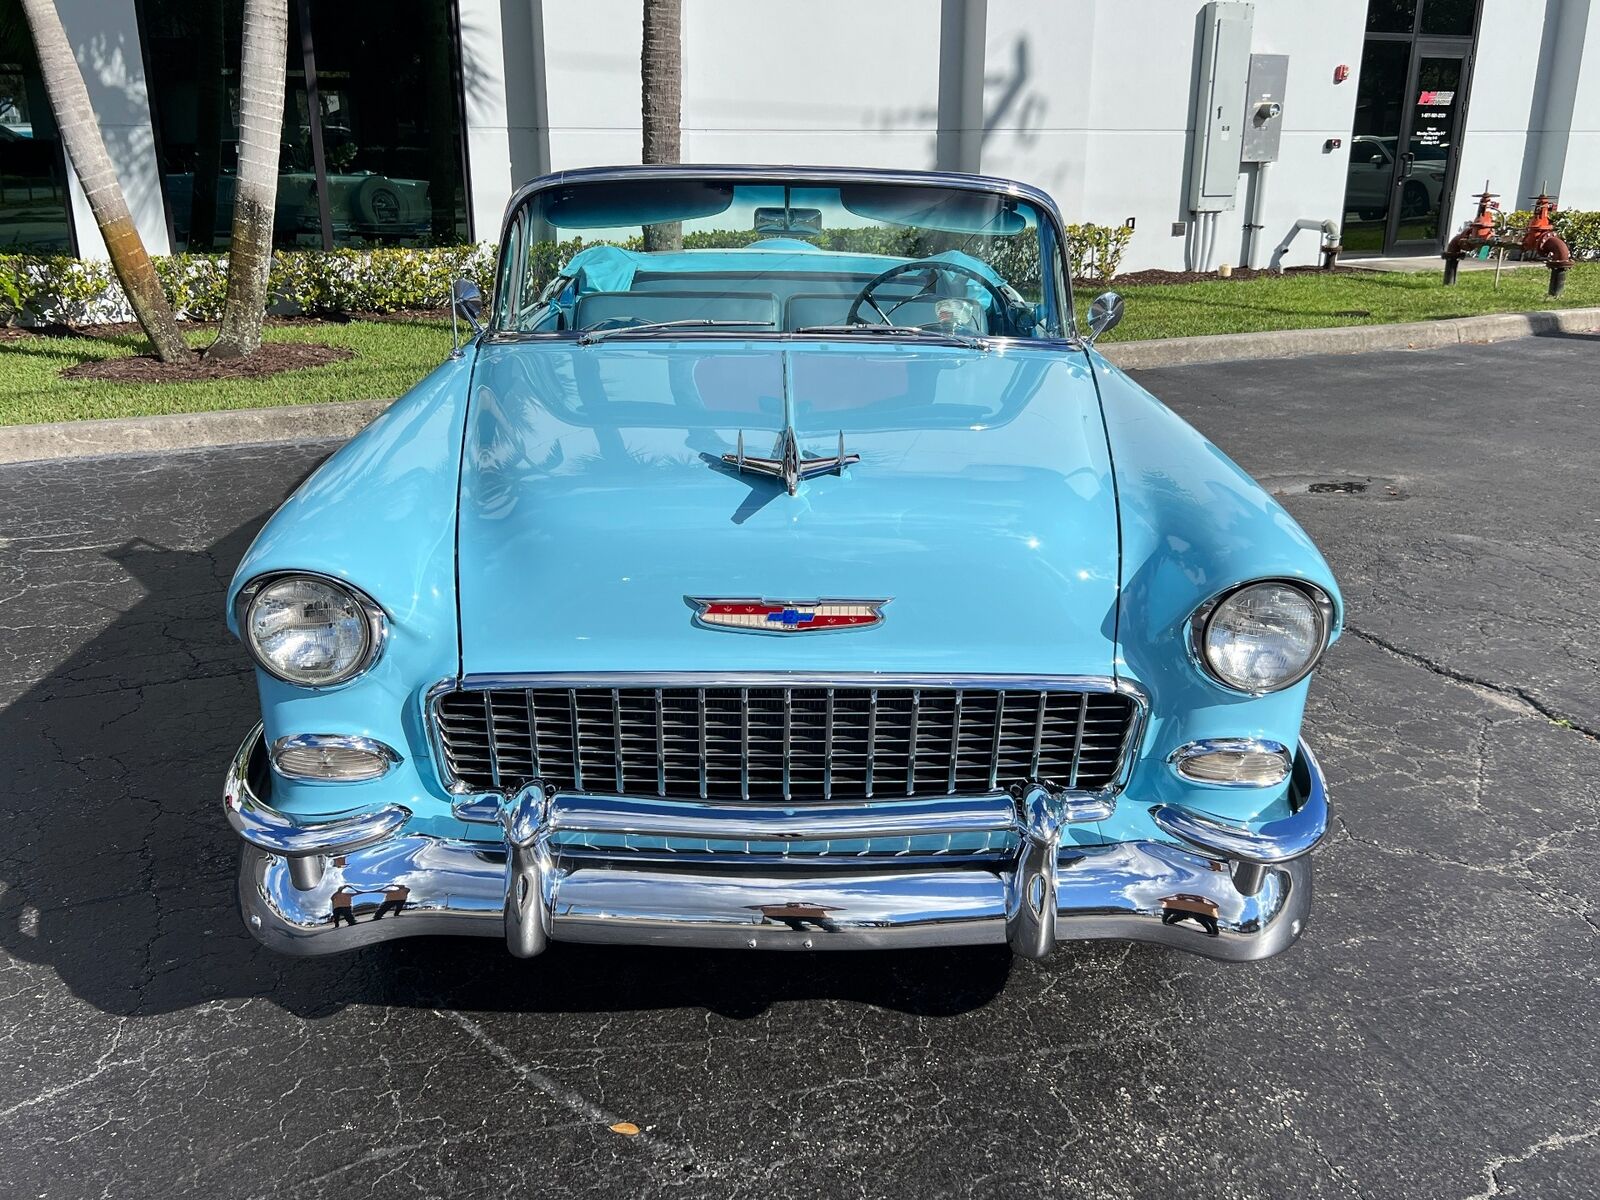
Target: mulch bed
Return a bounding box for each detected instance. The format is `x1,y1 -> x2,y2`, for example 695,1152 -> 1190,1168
62,340 -> 353,383
1090,265 -> 1368,287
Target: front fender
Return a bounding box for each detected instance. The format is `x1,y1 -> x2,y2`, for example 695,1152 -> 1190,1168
1089,353 -> 1342,836
226,355 -> 476,819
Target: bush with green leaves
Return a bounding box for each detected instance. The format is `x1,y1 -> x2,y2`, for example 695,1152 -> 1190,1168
0,221 -> 1132,328
1498,209 -> 1600,260
1,245 -> 497,327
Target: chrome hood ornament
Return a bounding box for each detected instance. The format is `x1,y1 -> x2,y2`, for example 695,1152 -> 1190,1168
689,597 -> 889,633
723,427 -> 859,496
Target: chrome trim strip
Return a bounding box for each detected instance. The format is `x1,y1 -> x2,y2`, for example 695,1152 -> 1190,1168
483,691 -> 502,790
545,791 -> 1017,842
654,688 -> 666,797
568,688 -> 583,790
1069,693 -> 1088,789
1186,578 -> 1338,696
1167,737 -> 1293,788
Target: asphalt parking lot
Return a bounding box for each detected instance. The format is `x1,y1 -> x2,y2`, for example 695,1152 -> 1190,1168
2,334 -> 1597,1199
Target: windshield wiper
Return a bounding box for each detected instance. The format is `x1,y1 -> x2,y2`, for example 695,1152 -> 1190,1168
795,324 -> 988,350
576,319 -> 775,346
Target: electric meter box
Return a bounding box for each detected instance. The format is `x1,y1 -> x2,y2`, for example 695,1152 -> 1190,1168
1187,1 -> 1254,212
1242,53 -> 1289,163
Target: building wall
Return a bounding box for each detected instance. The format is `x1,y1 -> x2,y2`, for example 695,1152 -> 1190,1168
980,1 -> 1367,270
1454,0 -> 1600,228
474,0 -> 1370,270
49,0 -> 1600,269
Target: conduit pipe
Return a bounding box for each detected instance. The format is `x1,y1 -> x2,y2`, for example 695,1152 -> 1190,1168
1243,161 -> 1270,270
1270,218 -> 1341,274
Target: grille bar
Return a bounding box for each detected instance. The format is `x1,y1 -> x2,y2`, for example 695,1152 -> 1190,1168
436,683 -> 1139,803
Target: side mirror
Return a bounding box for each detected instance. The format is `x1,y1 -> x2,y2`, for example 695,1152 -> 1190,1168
452,278 -> 484,329
1085,290 -> 1124,344
449,278 -> 484,360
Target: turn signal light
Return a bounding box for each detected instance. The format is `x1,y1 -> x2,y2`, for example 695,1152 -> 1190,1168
1169,740 -> 1292,788
271,735 -> 399,782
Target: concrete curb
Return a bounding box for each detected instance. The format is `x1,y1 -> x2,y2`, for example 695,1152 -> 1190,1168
3,306 -> 1597,464
1101,305 -> 1600,369
0,398 -> 391,465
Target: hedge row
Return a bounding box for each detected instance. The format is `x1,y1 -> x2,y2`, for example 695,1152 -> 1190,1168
0,222 -> 1135,327
0,245 -> 497,326
1500,209 -> 1600,259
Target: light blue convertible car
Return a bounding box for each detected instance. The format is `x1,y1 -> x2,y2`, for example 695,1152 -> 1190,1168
224,165 -> 1339,962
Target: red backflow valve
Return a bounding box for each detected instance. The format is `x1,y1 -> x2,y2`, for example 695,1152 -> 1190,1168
1443,183 -> 1573,296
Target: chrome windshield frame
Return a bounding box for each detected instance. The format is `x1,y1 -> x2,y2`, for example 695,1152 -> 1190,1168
488,164 -> 1080,344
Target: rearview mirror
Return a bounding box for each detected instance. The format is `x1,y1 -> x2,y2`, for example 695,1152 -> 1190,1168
1085,290 -> 1124,344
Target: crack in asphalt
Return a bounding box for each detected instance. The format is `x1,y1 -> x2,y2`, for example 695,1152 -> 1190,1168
1344,625 -> 1600,744
436,1009 -> 714,1185
1461,1114 -> 1600,1200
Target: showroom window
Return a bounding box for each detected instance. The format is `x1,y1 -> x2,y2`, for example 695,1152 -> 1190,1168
140,0 -> 470,251
0,7 -> 77,254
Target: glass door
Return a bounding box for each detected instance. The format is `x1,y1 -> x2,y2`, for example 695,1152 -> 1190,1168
1342,39 -> 1412,255
1387,45 -> 1469,252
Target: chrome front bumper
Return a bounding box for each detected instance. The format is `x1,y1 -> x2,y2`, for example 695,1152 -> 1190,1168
226,725 -> 1327,962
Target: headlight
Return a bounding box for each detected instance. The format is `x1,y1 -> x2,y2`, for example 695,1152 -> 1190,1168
1191,580 -> 1332,694
241,574 -> 386,686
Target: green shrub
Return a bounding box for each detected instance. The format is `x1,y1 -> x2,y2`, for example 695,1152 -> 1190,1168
1498,209 -> 1600,260
1,222 -> 1133,327
1,245 -> 497,326
1066,223 -> 1133,282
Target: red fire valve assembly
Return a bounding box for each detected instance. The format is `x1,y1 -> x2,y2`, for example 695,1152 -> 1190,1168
1443,183 -> 1573,296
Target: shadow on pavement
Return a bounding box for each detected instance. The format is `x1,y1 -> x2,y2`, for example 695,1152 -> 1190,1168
0,486 -> 1024,1022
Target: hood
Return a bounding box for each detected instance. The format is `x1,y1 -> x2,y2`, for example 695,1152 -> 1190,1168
456,340 -> 1119,676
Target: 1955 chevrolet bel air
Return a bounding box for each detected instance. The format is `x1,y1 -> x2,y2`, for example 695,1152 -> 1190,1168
223,164 -> 1339,962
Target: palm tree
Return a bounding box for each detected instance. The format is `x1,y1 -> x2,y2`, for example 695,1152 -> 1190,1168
16,0 -> 190,362
207,0 -> 288,360
640,0 -> 682,252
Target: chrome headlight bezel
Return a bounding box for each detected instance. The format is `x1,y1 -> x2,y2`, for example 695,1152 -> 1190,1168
1187,579 -> 1335,696
236,571 -> 388,689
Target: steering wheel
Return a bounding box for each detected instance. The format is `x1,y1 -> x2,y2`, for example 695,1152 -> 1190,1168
845,259 -> 1018,334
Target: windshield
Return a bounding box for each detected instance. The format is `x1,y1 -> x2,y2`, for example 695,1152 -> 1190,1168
491,174 -> 1072,342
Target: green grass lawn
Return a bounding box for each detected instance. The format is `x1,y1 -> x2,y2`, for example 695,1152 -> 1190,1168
1087,262 -> 1600,342
1,264 -> 1595,426
0,319 -> 454,426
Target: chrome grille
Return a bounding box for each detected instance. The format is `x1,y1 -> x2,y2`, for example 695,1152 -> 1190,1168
434,683 -> 1138,802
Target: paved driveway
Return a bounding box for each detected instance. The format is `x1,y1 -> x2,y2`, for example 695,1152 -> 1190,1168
1,336 -> 1595,1199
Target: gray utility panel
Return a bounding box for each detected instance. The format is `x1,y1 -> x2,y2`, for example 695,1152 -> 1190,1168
1188,1 -> 1255,212
1242,53 -> 1288,163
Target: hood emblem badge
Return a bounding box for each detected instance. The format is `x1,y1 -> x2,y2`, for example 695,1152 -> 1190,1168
689,597 -> 889,634
723,427 -> 858,496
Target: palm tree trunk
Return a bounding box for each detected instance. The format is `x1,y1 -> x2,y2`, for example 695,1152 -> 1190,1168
640,0 -> 682,252
208,0 -> 289,360
18,0 -> 191,362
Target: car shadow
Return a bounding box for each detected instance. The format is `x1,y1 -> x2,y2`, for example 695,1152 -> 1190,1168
0,474 -> 1042,1021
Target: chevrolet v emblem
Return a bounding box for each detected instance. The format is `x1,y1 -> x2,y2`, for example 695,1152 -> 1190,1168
688,598 -> 889,634
723,427 -> 858,496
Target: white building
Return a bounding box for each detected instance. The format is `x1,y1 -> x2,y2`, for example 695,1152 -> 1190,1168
3,0 -> 1596,272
